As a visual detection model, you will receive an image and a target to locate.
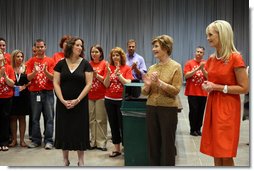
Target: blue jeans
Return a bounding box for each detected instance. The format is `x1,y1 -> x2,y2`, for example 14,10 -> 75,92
30,90 -> 54,145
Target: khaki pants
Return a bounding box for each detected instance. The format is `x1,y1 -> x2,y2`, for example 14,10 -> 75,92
89,99 -> 108,148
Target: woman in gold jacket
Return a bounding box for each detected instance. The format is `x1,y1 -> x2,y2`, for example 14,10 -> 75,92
142,35 -> 182,166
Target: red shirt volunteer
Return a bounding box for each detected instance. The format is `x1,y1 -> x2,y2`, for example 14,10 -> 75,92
26,57 -> 54,91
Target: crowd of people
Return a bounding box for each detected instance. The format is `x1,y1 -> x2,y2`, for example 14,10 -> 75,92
0,19 -> 249,166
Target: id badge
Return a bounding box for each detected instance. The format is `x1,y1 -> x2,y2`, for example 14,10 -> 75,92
36,95 -> 41,102
14,86 -> 20,97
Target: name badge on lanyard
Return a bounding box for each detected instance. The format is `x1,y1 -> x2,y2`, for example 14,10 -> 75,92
14,73 -> 21,97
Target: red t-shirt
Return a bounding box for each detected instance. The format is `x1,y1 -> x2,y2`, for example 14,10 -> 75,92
0,64 -> 15,98
88,60 -> 107,100
4,53 -> 11,65
104,65 -> 133,99
52,52 -> 64,66
26,56 -> 54,91
184,59 -> 207,96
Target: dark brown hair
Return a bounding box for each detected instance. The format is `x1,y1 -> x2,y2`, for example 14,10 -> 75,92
64,37 -> 85,58
90,44 -> 104,61
59,35 -> 72,48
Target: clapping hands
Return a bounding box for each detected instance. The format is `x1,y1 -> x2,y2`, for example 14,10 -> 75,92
143,71 -> 159,86
0,67 -> 6,78
142,74 -> 152,86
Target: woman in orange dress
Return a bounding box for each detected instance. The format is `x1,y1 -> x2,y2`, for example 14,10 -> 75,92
200,20 -> 249,166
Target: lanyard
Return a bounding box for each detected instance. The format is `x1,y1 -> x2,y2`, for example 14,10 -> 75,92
15,66 -> 24,82
15,73 -> 21,82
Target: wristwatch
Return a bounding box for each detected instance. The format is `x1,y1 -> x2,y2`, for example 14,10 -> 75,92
222,85 -> 228,93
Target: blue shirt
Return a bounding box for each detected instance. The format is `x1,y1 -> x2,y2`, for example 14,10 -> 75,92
126,52 -> 147,80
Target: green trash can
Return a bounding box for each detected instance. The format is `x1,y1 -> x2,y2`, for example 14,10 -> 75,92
121,83 -> 148,166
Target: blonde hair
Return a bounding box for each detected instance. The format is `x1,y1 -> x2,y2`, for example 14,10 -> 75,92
152,34 -> 174,56
11,49 -> 25,69
206,20 -> 239,61
109,47 -> 126,65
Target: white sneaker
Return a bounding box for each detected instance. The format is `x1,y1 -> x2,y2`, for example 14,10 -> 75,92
45,143 -> 53,150
27,142 -> 40,148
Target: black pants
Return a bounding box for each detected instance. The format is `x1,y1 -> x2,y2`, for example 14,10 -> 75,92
0,98 -> 12,146
104,99 -> 123,144
146,105 -> 178,166
187,96 -> 207,133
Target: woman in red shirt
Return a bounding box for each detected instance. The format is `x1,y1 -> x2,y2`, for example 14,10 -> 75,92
88,45 -> 108,151
0,50 -> 15,151
103,47 -> 133,157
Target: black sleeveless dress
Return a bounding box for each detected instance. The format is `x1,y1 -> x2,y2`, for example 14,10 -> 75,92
10,73 -> 30,116
54,58 -> 93,150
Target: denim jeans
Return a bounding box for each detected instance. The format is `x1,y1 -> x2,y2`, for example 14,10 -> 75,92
30,90 -> 54,145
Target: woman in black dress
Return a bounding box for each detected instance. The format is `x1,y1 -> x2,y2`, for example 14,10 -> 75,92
9,50 -> 30,148
53,37 -> 93,166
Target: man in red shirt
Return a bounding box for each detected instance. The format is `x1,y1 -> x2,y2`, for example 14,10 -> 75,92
26,39 -> 54,149
184,46 -> 207,136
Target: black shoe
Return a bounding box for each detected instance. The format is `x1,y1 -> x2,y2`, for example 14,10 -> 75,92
196,131 -> 202,136
190,131 -> 199,136
89,146 -> 97,150
97,147 -> 107,151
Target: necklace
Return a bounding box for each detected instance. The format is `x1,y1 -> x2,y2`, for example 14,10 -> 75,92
215,52 -> 222,60
215,56 -> 222,60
